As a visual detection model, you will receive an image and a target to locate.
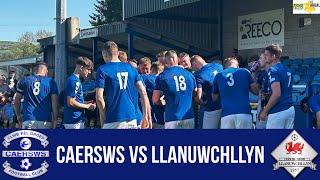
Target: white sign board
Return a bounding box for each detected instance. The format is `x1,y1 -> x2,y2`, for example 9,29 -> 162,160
80,28 -> 98,39
238,9 -> 284,50
293,0 -> 320,14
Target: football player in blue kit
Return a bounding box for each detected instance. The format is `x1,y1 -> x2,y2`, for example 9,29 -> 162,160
301,95 -> 320,128
251,52 -> 270,129
96,41 -> 151,129
142,61 -> 165,129
259,44 -> 295,129
153,50 -> 196,129
212,57 -> 259,129
14,62 -> 59,129
191,55 -> 223,129
64,57 -> 96,129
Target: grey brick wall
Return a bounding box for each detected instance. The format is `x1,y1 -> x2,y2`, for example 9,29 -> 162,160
222,0 -> 320,61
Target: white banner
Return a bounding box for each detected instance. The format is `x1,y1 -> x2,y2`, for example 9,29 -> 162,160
293,0 -> 320,14
3,130 -> 49,148
80,28 -> 98,39
3,161 -> 49,179
238,9 -> 284,50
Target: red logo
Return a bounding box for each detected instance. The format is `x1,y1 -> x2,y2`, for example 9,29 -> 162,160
285,142 -> 304,155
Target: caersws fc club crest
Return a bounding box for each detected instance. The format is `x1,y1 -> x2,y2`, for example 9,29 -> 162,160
2,130 -> 49,179
271,130 -> 318,178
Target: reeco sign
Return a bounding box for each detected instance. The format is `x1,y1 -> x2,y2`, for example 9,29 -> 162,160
243,20 -> 282,38
238,9 -> 284,50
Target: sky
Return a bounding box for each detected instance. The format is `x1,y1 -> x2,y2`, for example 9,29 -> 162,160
0,0 -> 96,42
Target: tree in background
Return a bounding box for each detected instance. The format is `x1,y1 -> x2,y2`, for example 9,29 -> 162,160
89,0 -> 122,26
0,30 -> 53,60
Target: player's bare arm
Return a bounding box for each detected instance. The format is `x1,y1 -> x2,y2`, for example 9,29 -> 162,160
136,81 -> 152,129
96,88 -> 105,127
316,111 -> 320,129
152,90 -> 162,106
67,96 -> 96,110
194,88 -> 205,106
259,82 -> 281,120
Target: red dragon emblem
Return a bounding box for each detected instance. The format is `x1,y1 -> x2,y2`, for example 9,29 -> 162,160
285,142 -> 304,154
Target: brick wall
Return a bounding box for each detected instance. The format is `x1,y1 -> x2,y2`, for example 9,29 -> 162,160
222,0 -> 320,61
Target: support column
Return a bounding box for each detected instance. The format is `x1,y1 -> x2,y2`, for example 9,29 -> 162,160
219,0 -> 223,60
55,0 -> 67,92
92,38 -> 98,71
128,33 -> 134,59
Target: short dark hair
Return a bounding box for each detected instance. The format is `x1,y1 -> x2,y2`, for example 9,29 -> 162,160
248,55 -> 260,64
265,44 -> 282,58
76,56 -> 93,70
9,71 -> 15,74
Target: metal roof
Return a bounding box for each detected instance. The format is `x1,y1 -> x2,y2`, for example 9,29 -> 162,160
124,0 -> 200,18
0,55 -> 42,66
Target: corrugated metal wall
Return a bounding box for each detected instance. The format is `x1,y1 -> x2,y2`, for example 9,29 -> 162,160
128,0 -> 220,52
98,22 -> 127,36
124,0 -> 200,18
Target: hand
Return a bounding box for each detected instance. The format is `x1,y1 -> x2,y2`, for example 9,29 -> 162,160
87,103 -> 96,111
259,109 -> 268,121
140,118 -> 152,129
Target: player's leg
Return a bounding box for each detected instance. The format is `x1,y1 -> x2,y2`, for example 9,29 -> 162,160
64,121 -> 84,129
35,121 -> 52,129
220,115 -> 236,129
256,99 -> 267,129
178,118 -> 195,129
3,117 -> 8,129
235,114 -> 253,129
152,123 -> 165,129
103,120 -> 137,129
22,121 -> 37,129
9,117 -> 14,128
165,121 -> 179,129
202,109 -> 222,129
266,111 -> 286,129
284,106 -> 295,129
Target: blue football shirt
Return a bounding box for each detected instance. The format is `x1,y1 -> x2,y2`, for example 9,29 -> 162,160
64,74 -> 85,124
212,68 -> 254,117
307,94 -> 320,118
17,75 -> 58,122
133,87 -> 143,126
154,66 -> 196,122
194,63 -> 223,111
142,74 -> 165,124
268,63 -> 293,114
96,62 -> 143,123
